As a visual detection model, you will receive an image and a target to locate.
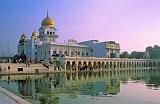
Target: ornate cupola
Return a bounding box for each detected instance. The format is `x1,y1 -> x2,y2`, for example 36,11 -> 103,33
39,11 -> 58,43
41,12 -> 54,27
32,31 -> 38,37
31,30 -> 38,41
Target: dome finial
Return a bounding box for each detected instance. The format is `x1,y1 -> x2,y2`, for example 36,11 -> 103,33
41,11 -> 54,27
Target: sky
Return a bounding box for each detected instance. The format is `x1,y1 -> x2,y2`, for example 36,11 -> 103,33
1,0 -> 160,56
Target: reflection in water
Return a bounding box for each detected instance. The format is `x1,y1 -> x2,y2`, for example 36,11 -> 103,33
0,69 -> 160,104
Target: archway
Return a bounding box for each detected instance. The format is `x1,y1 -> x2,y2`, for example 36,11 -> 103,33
120,62 -> 123,68
88,61 -> 93,71
78,61 -> 82,71
102,62 -> 105,69
106,62 -> 109,69
117,62 -> 119,69
66,61 -> 71,71
123,62 -> 125,68
132,62 -> 134,68
113,62 -> 116,69
72,61 -> 76,71
83,61 -> 87,70
93,61 -> 97,69
97,61 -> 101,69
110,62 -> 112,69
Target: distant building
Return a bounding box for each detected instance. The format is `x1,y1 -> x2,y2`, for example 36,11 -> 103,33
17,12 -> 120,62
79,40 -> 120,58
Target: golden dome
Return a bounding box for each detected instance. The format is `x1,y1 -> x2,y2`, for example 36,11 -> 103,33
41,12 -> 54,27
32,31 -> 37,37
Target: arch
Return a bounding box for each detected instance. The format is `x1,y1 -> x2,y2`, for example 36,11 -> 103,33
123,62 -> 125,68
132,62 -> 134,68
129,62 -> 131,68
142,62 -> 144,67
106,62 -> 109,69
78,61 -> 82,71
97,61 -> 101,69
120,62 -> 123,68
88,61 -> 93,71
113,62 -> 116,69
136,62 -> 138,68
139,62 -> 142,67
110,62 -> 112,69
149,62 -> 152,67
127,62 -> 129,68
66,61 -> 71,70
82,61 -> 87,70
72,61 -> 76,71
147,62 -> 150,67
144,62 -> 146,67
102,62 -> 105,69
134,62 -> 136,68
117,62 -> 119,69
93,61 -> 97,69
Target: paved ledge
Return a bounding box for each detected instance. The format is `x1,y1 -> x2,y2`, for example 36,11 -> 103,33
0,67 -> 156,76
0,86 -> 31,104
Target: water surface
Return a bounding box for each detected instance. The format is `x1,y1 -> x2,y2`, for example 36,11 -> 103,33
0,69 -> 160,104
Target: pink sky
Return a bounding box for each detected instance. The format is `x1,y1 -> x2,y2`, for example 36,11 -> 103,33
1,0 -> 160,55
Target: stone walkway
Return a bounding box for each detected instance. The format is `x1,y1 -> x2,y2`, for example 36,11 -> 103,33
0,91 -> 18,104
0,86 -> 31,104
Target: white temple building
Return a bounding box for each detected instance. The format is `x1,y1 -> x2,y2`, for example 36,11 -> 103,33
18,12 -> 120,63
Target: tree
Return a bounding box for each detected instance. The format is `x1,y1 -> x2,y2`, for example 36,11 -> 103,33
129,51 -> 144,59
145,45 -> 160,59
146,46 -> 152,51
120,51 -> 129,58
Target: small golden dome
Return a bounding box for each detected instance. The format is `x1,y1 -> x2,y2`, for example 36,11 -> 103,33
41,12 -> 54,27
32,31 -> 37,37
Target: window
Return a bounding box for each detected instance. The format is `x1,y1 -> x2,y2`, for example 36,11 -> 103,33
49,51 -> 50,54
59,51 -> 62,55
86,53 -> 88,56
65,51 -> 68,55
71,52 -> 74,55
78,52 -> 80,55
53,32 -> 55,34
47,31 -> 49,34
53,50 -> 56,55
35,52 -> 37,55
50,32 -> 52,35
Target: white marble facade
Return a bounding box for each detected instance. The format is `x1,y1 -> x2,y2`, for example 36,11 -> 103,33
18,13 -> 91,62
18,12 -> 120,63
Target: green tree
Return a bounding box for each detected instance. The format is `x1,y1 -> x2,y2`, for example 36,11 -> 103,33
145,45 -> 160,59
120,51 -> 129,58
129,51 -> 144,59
